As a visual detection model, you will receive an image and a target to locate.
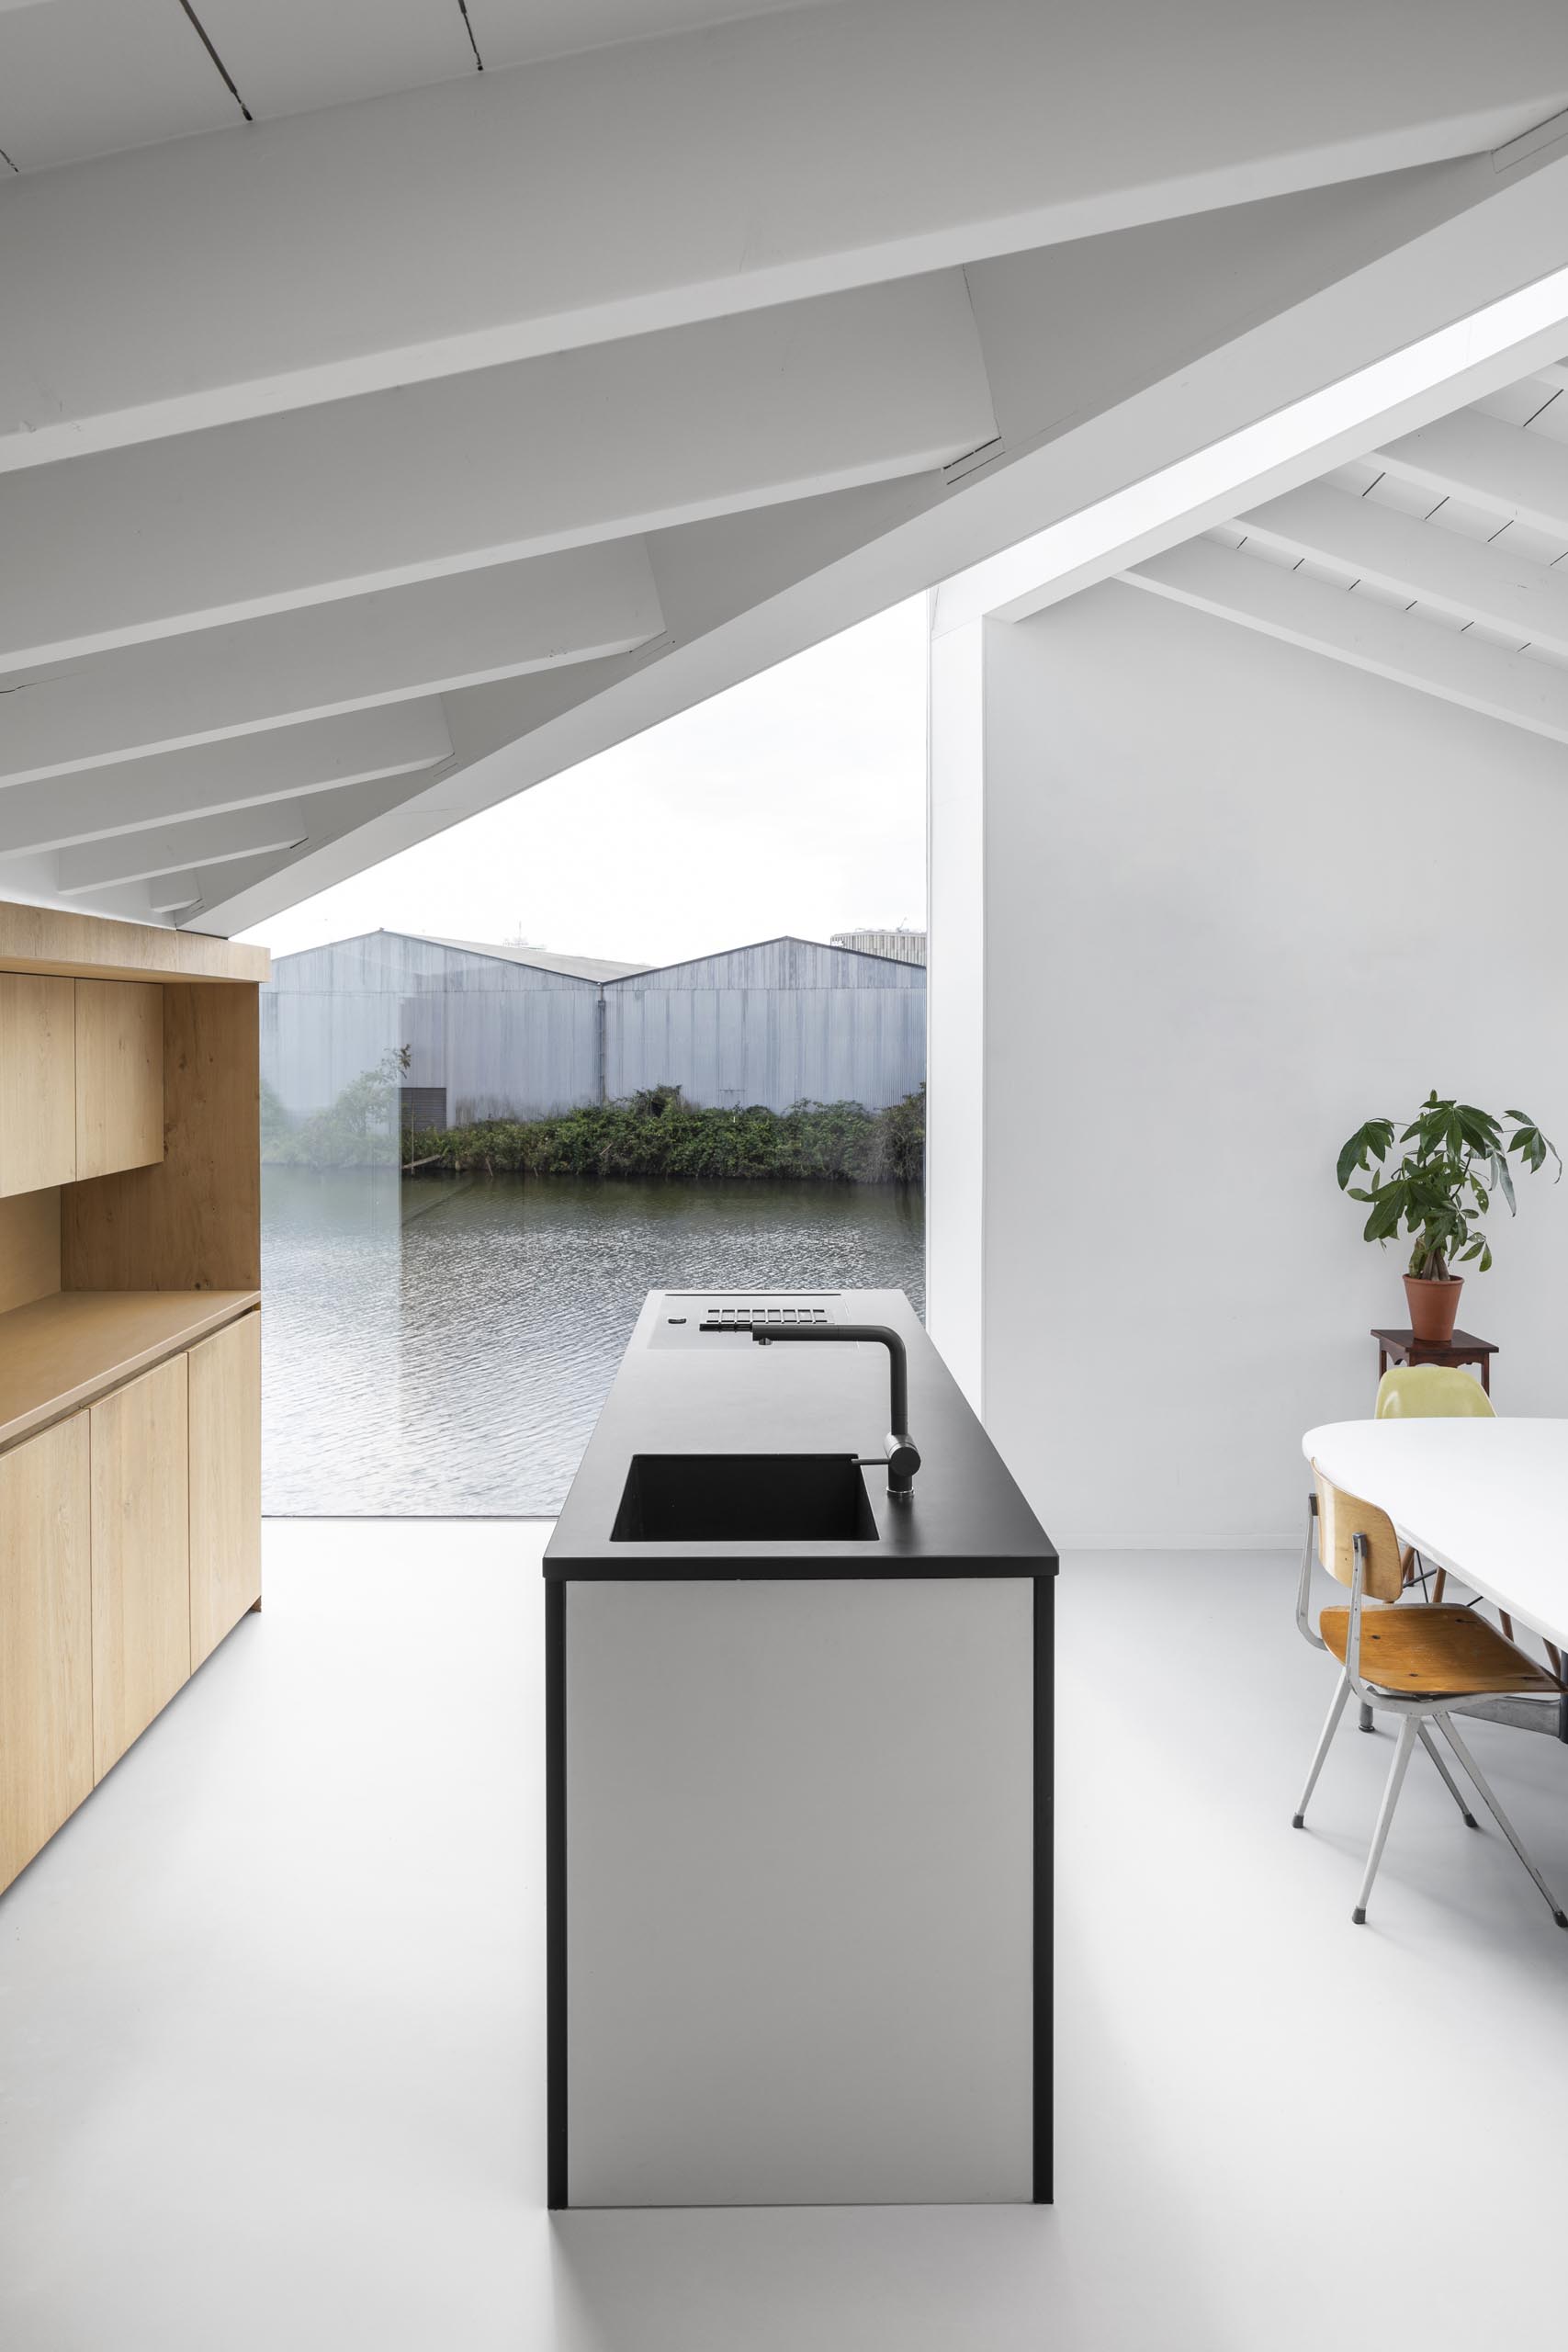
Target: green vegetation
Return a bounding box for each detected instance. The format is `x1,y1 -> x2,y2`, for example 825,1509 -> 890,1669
407,1082 -> 925,1184
1337,1091 -> 1559,1279
263,1046 -> 409,1170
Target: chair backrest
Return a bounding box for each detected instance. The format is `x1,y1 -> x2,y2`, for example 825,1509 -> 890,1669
1375,1363 -> 1495,1419
1311,1463 -> 1405,1601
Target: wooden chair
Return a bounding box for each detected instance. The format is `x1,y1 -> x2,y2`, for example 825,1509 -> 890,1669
1293,1464 -> 1566,1927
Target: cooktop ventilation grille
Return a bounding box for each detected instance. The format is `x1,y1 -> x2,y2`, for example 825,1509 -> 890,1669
699,1303 -> 832,1329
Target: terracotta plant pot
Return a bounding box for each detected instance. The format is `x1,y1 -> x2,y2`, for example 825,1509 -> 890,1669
1404,1273 -> 1462,1346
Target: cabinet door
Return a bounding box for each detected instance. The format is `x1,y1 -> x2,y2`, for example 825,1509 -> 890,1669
91,1353 -> 190,1781
0,974 -> 75,1198
74,980 -> 164,1182
0,1415 -> 93,1893
189,1313 -> 262,1670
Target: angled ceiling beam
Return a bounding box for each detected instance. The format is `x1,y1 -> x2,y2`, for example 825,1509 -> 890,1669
0,275 -> 992,671
0,704 -> 452,857
1122,535 -> 1568,744
1372,405 -> 1568,536
0,541 -> 661,786
5,0 -> 1563,469
935,170 -> 1568,633
165,849 -> 316,926
194,145 -> 1568,935
1233,478 -> 1568,650
57,804 -> 311,896
57,770 -> 441,913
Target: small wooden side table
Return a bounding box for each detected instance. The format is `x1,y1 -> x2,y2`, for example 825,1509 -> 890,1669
1371,1327 -> 1496,1396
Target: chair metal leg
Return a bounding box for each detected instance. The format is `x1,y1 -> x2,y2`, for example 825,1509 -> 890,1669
1417,1723 -> 1478,1826
1358,1700 -> 1374,1733
1433,1714 -> 1568,1928
1353,1714 -> 1419,1923
1293,1668 -> 1351,1827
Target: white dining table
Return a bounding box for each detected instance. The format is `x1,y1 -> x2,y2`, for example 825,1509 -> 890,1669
1303,1418 -> 1568,1663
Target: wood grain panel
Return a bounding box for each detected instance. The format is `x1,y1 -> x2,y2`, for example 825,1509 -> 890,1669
188,1311 -> 262,1669
90,1353 -> 191,1781
0,973 -> 75,1198
0,1415 -> 93,1893
0,1288 -> 258,1455
1320,1602 -> 1559,1694
0,899 -> 267,986
74,980 -> 164,1181
62,983 -> 260,1292
0,1187 -> 61,1315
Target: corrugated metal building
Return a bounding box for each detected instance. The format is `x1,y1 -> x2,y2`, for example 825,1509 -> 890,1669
262,931 -> 645,1130
605,936 -> 924,1111
264,930 -> 925,1136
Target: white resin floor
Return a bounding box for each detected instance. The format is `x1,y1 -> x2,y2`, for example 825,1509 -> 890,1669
3,1521 -> 1567,2350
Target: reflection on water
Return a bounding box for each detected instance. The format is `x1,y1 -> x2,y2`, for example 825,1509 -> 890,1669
262,1170 -> 925,1515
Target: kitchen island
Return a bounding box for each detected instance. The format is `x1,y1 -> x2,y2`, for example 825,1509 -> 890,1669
544,1287 -> 1055,2209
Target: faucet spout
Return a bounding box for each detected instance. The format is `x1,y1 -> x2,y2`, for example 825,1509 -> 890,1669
745,1322 -> 920,1498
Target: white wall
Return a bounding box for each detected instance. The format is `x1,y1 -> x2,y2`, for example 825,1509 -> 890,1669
930,582 -> 1568,1544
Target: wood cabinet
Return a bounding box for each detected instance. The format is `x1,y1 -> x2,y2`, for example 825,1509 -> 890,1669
0,1189 -> 62,1317
0,901 -> 265,1895
0,1417 -> 93,1890
0,1304 -> 261,1888
90,1352 -> 192,1781
0,975 -> 75,1197
189,1313 -> 263,1670
0,974 -> 163,1196
75,979 -> 164,1181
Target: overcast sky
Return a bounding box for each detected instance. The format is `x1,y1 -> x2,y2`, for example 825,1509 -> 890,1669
243,595 -> 928,968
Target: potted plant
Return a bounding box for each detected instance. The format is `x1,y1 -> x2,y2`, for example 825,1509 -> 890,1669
1337,1092 -> 1560,1345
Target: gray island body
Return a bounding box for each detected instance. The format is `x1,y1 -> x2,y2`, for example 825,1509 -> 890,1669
544,1287 -> 1056,2209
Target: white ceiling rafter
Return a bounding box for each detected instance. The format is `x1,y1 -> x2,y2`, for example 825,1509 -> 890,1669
0,705 -> 453,859
5,4 -> 1568,930
0,545 -> 663,787
56,802 -> 312,898
4,1 -> 1564,468
1100,348 -> 1568,741
0,275 -> 993,673
1122,534 -> 1568,747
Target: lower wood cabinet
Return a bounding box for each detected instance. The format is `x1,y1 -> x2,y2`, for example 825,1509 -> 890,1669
1,1310 -> 261,1891
90,1352 -> 192,1781
0,1416 -> 93,1889
189,1312 -> 263,1670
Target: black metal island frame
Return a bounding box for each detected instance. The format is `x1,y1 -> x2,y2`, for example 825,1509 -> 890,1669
544,1287 -> 1057,2210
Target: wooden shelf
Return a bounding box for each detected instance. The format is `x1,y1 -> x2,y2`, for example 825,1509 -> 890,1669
0,1289 -> 260,1454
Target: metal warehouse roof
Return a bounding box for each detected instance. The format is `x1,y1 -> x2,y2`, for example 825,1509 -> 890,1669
272,930 -> 923,987
400,933 -> 649,983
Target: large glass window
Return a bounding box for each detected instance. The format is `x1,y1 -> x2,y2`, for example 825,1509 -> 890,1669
250,602 -> 928,1517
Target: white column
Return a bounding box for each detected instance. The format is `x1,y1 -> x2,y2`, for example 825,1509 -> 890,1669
925,605 -> 990,1415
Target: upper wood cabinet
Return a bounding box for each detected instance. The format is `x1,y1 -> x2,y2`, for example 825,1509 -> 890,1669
90,1353 -> 191,1782
0,975 -> 75,1198
74,980 -> 164,1182
0,976 -> 164,1200
0,1415 -> 93,1891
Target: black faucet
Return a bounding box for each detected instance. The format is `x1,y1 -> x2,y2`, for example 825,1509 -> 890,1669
747,1323 -> 921,1498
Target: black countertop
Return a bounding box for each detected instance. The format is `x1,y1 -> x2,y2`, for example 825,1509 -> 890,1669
545,1288 -> 1056,1579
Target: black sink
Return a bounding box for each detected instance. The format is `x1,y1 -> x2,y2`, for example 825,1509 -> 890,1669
611,1453 -> 879,1543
